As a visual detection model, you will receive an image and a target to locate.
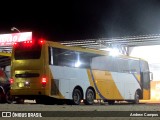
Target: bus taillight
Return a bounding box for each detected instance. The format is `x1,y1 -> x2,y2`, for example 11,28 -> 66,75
24,40 -> 33,44
39,39 -> 45,44
40,40 -> 44,44
23,40 -> 33,47
10,78 -> 14,84
41,77 -> 47,86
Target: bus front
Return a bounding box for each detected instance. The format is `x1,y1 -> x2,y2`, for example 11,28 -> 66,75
10,40 -> 49,102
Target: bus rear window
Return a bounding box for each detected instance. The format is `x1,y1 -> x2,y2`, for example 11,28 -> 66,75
14,42 -> 42,60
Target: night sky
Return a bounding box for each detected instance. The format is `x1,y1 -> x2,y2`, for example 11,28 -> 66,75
1,0 -> 160,41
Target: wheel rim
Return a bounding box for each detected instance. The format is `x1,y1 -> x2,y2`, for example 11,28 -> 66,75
87,90 -> 94,103
73,90 -> 81,104
136,93 -> 139,103
135,92 -> 139,103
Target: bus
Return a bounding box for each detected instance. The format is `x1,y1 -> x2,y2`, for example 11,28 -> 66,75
10,39 -> 151,105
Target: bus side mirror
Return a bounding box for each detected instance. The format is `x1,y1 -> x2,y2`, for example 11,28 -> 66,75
150,72 -> 153,81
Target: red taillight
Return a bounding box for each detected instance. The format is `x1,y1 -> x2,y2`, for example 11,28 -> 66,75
10,78 -> 14,84
41,77 -> 47,86
23,40 -> 33,47
40,40 -> 44,44
39,39 -> 45,44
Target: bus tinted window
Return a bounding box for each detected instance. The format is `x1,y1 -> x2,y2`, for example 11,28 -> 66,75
128,59 -> 140,73
91,56 -> 141,73
49,47 -> 99,68
91,56 -> 118,72
53,48 -> 75,67
14,42 -> 42,60
117,58 -> 140,73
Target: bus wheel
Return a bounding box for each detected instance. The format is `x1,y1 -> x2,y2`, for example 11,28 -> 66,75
84,89 -> 95,105
108,100 -> 115,105
72,89 -> 82,105
133,91 -> 139,104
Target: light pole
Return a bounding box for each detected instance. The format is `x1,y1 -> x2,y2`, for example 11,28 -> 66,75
11,27 -> 21,33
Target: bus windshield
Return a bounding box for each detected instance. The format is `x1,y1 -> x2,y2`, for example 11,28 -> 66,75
14,42 -> 42,60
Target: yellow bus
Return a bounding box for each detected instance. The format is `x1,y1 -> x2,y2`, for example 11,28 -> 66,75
10,39 -> 151,105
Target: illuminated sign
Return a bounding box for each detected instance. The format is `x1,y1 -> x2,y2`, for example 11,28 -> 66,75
0,32 -> 32,46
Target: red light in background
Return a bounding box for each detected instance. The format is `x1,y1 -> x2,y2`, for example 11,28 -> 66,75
0,32 -> 32,46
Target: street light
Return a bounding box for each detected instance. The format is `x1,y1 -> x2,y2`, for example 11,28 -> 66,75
11,27 -> 21,33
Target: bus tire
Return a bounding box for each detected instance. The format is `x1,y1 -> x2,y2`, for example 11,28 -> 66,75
84,88 -> 95,105
72,88 -> 82,105
133,91 -> 139,104
108,100 -> 115,105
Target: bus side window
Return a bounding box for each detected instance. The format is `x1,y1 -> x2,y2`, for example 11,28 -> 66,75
128,59 -> 140,73
91,56 -> 118,72
52,48 -> 75,67
116,58 -> 129,73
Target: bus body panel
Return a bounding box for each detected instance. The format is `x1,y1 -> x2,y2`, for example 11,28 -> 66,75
49,65 -> 142,101
10,43 -> 50,97
91,71 -> 141,100
116,72 -> 141,100
49,65 -> 90,99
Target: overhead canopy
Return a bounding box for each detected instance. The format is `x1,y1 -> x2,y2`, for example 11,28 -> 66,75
60,34 -> 160,49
